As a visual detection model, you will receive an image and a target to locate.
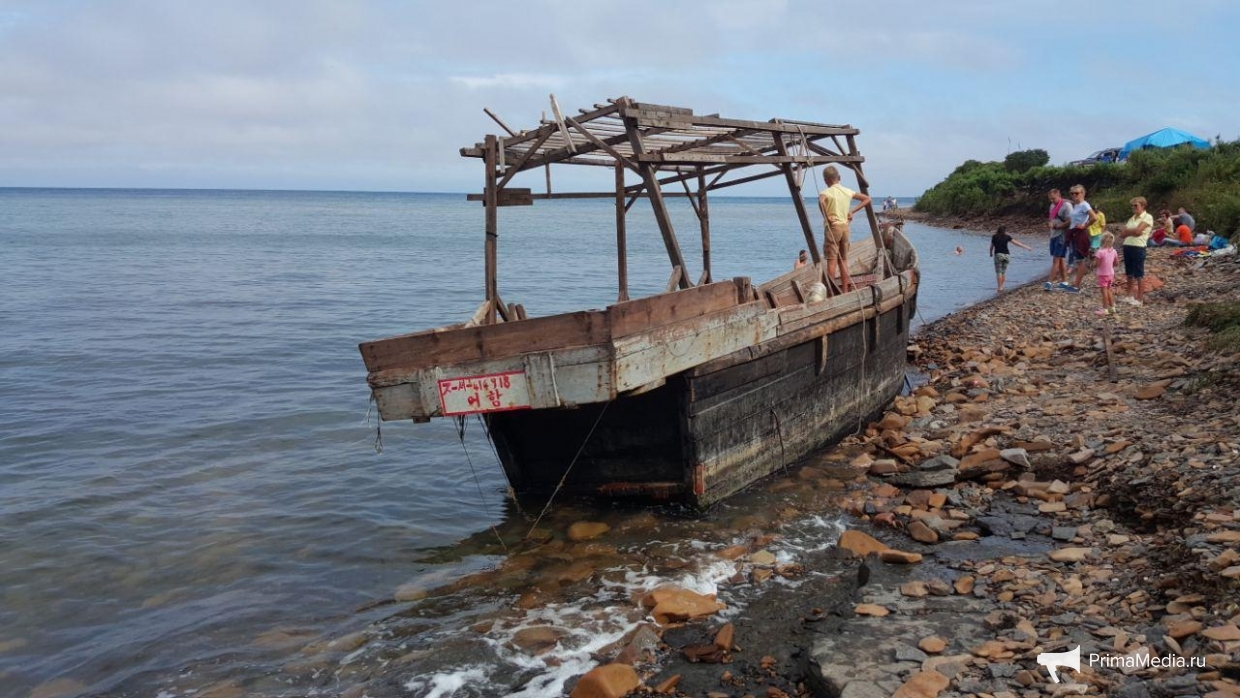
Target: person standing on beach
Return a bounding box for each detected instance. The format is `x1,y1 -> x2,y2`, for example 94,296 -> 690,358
1066,185 -> 1098,292
1045,189 -> 1072,290
1120,196 -> 1153,306
989,225 -> 1032,292
1089,206 -> 1107,254
818,166 -> 871,293
1093,232 -> 1119,316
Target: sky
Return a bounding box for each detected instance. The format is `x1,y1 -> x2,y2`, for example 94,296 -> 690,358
1,0 -> 1237,197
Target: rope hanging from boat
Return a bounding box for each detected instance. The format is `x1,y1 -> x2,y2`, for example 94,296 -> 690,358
455,415 -> 509,552
366,395 -> 383,454
477,415 -> 527,518
524,400 -> 612,540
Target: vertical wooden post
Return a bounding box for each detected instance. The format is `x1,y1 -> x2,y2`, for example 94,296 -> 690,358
542,111 -> 552,195
484,134 -> 499,323
846,134 -> 888,278
616,162 -> 629,301
697,167 -> 711,285
773,135 -> 822,264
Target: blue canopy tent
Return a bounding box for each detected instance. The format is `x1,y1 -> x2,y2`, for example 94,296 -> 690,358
1119,127 -> 1210,160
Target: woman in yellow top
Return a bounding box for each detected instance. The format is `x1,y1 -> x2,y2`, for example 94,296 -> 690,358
1120,197 -> 1154,306
1088,207 -> 1107,251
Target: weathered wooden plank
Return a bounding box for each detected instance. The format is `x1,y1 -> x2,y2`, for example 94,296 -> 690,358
613,303 -> 774,392
359,309 -> 610,373
639,153 -> 865,165
607,281 -> 744,338
496,188 -> 532,206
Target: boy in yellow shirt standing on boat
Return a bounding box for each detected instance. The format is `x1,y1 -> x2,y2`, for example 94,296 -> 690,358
818,166 -> 871,293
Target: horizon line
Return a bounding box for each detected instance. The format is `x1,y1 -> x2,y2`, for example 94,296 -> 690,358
0,185 -> 920,199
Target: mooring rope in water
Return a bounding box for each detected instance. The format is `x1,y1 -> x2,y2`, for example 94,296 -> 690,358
365,396 -> 384,454
524,400 -> 612,540
477,415 -> 527,518
455,415 -> 509,552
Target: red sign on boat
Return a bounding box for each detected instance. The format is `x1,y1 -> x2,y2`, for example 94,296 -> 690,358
437,370 -> 532,416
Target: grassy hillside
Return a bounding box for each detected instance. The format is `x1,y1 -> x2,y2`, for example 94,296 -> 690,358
915,141 -> 1240,239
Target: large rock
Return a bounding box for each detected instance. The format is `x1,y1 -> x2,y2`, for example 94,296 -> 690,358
837,530 -> 890,558
908,521 -> 939,544
892,670 -> 950,698
570,663 -> 641,698
567,521 -> 610,541
890,469 -> 958,488
641,587 -> 724,625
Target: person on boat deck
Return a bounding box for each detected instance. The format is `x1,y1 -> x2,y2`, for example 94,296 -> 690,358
818,166 -> 871,293
794,249 -> 809,269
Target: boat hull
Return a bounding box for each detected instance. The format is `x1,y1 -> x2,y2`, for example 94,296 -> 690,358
487,293 -> 914,507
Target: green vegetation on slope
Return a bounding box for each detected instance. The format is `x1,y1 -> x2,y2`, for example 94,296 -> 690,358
915,141 -> 1240,239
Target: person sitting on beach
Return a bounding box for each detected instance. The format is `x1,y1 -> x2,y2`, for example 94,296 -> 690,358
818,166 -> 871,293
794,249 -> 809,269
989,225 -> 1032,293
1149,209 -> 1173,246
1175,206 -> 1195,233
1172,222 -> 1193,246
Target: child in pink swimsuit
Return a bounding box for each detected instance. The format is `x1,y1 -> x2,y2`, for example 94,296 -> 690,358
1094,232 -> 1119,316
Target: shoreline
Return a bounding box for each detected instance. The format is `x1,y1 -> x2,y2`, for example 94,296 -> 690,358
639,243 -> 1240,697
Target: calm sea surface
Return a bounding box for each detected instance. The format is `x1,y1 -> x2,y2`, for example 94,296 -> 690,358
0,189 -> 1043,696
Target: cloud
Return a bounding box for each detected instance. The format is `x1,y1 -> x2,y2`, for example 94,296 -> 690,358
0,0 -> 1237,194
449,73 -> 569,90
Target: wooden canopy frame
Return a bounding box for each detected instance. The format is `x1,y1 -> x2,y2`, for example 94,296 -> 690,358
461,96 -> 887,324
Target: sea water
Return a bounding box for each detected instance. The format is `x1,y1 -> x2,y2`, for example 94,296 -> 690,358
0,189 -> 1043,695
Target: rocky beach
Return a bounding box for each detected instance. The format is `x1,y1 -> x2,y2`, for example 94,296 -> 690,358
102,236 -> 1240,698
564,241 -> 1240,697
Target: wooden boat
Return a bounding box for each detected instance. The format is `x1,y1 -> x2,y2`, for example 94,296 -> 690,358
360,97 -> 919,508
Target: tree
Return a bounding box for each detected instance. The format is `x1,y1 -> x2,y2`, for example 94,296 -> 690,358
1004,149 -> 1049,172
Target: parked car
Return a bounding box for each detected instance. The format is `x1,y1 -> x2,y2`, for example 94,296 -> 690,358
1070,147 -> 1122,166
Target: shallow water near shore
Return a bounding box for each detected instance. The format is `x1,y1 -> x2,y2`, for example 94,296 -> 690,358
0,189 -> 1045,696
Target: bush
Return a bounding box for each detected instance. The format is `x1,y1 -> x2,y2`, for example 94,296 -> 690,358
1184,302 -> 1240,332
1004,149 -> 1049,172
917,138 -> 1240,237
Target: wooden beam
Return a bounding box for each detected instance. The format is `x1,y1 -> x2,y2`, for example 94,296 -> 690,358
461,101 -> 622,154
707,167 -> 786,191
649,128 -> 760,156
497,129 -> 552,189
846,133 -> 888,279
619,107 -> 858,136
616,162 -> 629,302
773,134 -> 822,265
624,101 -> 691,290
665,265 -> 683,293
566,117 -> 641,173
483,107 -> 518,137
484,135 -> 499,324
637,153 -> 864,165
698,167 -> 711,284
467,190 -> 700,202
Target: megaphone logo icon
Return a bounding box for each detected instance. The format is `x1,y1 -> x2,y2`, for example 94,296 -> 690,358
1036,645 -> 1080,683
